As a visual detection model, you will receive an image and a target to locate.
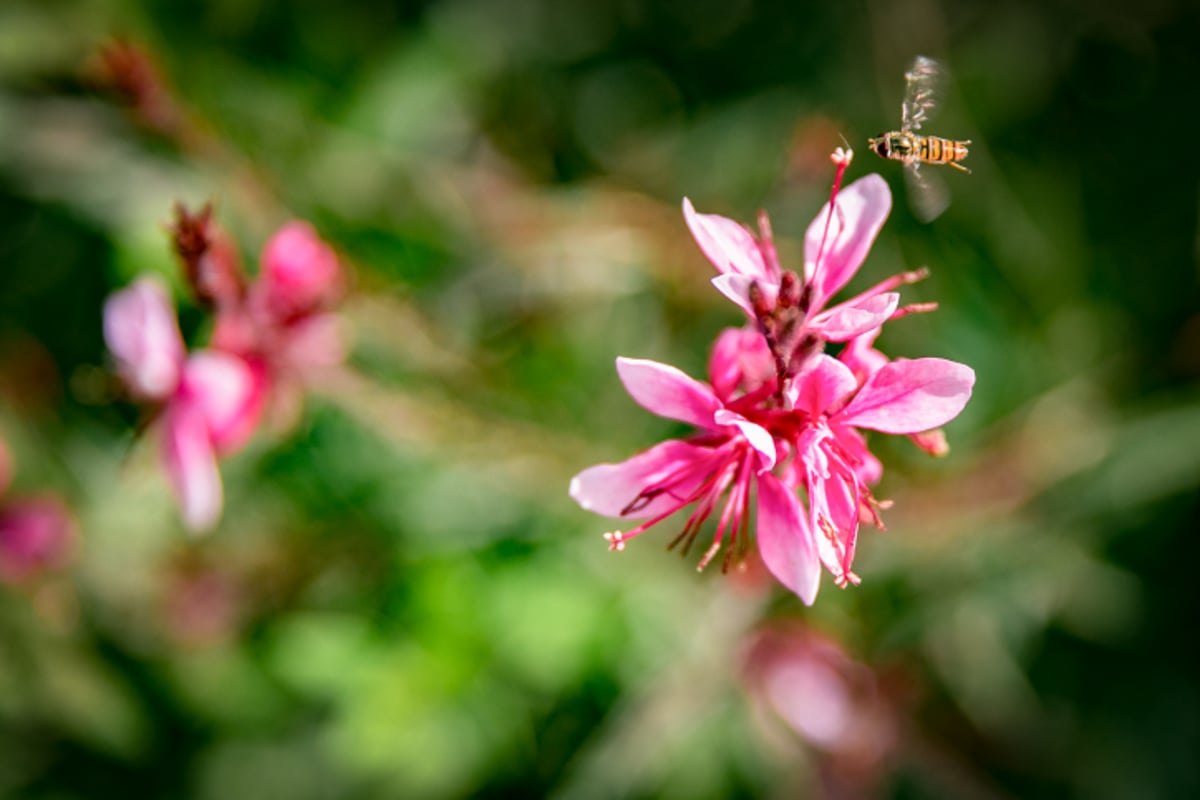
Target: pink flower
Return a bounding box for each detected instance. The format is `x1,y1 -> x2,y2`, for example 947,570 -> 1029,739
785,354 -> 974,588
684,171 -> 938,401
104,277 -> 266,531
570,342 -> 973,603
570,345 -> 825,604
575,154 -> 976,603
170,209 -> 346,386
209,221 -> 346,425
0,496 -> 75,584
684,176 -> 901,342
0,439 -> 75,584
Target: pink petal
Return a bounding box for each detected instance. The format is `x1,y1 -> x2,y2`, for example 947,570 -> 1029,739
804,175 -> 891,308
103,277 -> 185,400
832,426 -> 883,485
713,409 -> 776,470
839,328 -> 889,385
280,313 -> 346,372
178,351 -> 268,454
210,308 -> 258,356
569,439 -> 723,519
791,355 -> 858,418
683,198 -> 775,282
756,473 -> 820,605
259,221 -> 341,317
711,273 -> 773,317
709,327 -> 774,403
616,357 -> 721,429
837,358 -> 975,434
810,292 -> 899,342
162,405 -> 223,532
796,431 -> 864,582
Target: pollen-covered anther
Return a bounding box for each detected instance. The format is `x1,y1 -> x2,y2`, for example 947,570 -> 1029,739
891,301 -> 939,320
833,570 -> 862,589
830,146 -> 854,168
697,538 -> 722,572
603,531 -> 627,552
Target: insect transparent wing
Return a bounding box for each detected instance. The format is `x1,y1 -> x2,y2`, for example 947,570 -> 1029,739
901,55 -> 941,134
904,163 -> 950,223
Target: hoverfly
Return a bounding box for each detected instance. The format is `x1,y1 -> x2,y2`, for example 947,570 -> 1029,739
868,55 -> 970,221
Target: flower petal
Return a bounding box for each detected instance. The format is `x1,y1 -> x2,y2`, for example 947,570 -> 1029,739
683,198 -> 774,282
709,327 -> 775,403
756,473 -> 820,605
280,312 -> 346,372
838,327 -> 889,385
178,351 -> 268,453
832,425 -> 883,485
810,292 -> 899,342
799,430 -> 861,584
103,277 -> 185,400
791,355 -> 858,418
838,357 -> 975,434
162,405 -> 223,532
804,175 -> 891,307
714,409 -> 776,470
616,357 -> 721,429
259,221 -> 341,317
711,274 -> 774,317
569,439 -> 723,519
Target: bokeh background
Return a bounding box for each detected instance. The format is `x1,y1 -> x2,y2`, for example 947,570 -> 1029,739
1,0 -> 1198,797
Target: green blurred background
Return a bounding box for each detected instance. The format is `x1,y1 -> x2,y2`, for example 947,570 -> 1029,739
0,0 -> 1198,797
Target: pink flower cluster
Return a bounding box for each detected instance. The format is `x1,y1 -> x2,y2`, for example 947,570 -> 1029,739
570,158 -> 974,604
104,208 -> 345,531
0,438 -> 74,584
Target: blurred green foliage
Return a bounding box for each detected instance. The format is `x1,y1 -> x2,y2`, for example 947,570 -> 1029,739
0,0 -> 1198,797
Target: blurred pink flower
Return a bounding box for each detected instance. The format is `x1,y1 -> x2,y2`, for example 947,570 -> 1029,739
741,623 -> 896,782
0,439 -> 74,584
0,496 -> 75,584
104,277 -> 266,531
210,221 -> 346,426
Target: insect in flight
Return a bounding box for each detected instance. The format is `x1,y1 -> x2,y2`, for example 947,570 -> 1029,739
868,55 -> 970,221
